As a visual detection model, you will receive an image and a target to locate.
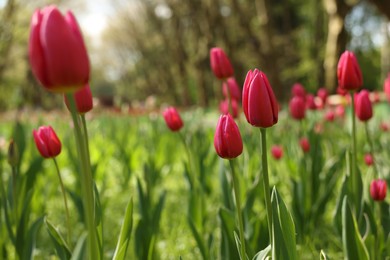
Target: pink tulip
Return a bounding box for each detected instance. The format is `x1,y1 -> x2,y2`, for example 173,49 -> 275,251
214,114 -> 243,159
222,77 -> 241,101
163,107 -> 184,132
33,126 -> 62,158
364,153 -> 373,166
271,145 -> 283,160
291,83 -> 306,98
370,179 -> 387,201
355,90 -> 373,122
299,138 -> 310,153
64,84 -> 93,114
289,96 -> 306,120
210,47 -> 234,79
337,51 -> 362,91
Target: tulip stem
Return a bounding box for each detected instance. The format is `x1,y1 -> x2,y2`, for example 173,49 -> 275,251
66,93 -> 99,260
229,159 -> 247,260
53,158 -> 72,246
364,123 -> 380,178
350,93 -> 358,205
260,128 -> 273,243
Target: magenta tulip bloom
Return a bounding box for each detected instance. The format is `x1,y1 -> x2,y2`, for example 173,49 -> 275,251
210,47 -> 234,79
299,137 -> 310,153
370,179 -> 387,201
291,83 -> 306,98
305,94 -> 317,110
384,74 -> 390,103
324,110 -> 335,122
271,145 -> 283,160
33,126 -> 62,158
64,84 -> 93,114
364,153 -> 373,166
214,114 -> 243,159
317,88 -> 328,104
219,98 -> 239,118
163,107 -> 183,132
222,77 -> 241,101
242,69 -> 278,128
289,96 -> 306,120
355,90 -> 373,122
337,51 -> 362,91
29,5 -> 90,92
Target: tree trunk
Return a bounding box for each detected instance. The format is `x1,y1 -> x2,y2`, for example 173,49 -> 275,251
0,0 -> 17,81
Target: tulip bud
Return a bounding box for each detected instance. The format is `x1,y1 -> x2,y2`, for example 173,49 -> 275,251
317,88 -> 328,104
28,6 -> 90,92
214,114 -> 243,159
291,83 -> 306,98
222,77 -> 241,101
162,107 -> 184,132
242,69 -> 278,128
324,110 -> 335,122
210,47 -> 234,79
370,179 -> 387,201
64,84 -> 93,114
33,126 -> 62,158
337,51 -> 363,91
364,153 -> 373,166
355,90 -> 373,122
289,96 -> 306,120
299,137 -> 310,153
271,145 -> 283,160
335,105 -> 345,118
7,139 -> 19,167
305,94 -> 317,110
384,74 -> 390,103
219,99 -> 239,118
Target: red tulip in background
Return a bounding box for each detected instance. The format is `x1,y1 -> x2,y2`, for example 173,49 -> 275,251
324,110 -> 335,122
364,153 -> 373,166
317,88 -> 328,104
33,126 -> 62,158
370,179 -> 387,201
305,94 -> 317,110
29,5 -> 90,92
291,83 -> 306,98
335,105 -> 345,119
299,137 -> 310,153
337,51 -> 362,91
355,90 -> 373,122
163,107 -> 184,132
380,122 -> 389,132
242,69 -> 278,128
271,145 -> 283,160
64,84 -> 93,114
214,114 -> 243,159
210,47 -> 234,79
384,74 -> 390,102
289,96 -> 306,120
222,77 -> 241,101
219,99 -> 239,118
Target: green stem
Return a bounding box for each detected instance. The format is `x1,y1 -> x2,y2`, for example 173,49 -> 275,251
350,93 -> 358,204
364,123 -> 380,178
53,158 -> 72,246
66,93 -> 99,260
81,114 -> 91,160
179,132 -> 196,189
260,128 -> 273,243
229,159 -> 247,260
11,165 -> 17,219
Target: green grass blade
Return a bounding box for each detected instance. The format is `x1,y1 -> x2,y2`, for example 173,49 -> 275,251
112,197 -> 133,260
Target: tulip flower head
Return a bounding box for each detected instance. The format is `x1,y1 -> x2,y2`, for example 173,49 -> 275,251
335,105 -> 346,119
222,77 -> 241,101
29,6 -> 90,92
291,83 -> 306,98
214,114 -> 243,159
370,179 -> 387,201
305,94 -> 317,110
163,107 -> 183,132
337,51 -> 362,91
299,137 -> 310,153
384,74 -> 390,103
271,145 -> 283,160
64,84 -> 93,114
317,88 -> 328,104
324,110 -> 335,122
33,126 -> 62,158
289,96 -> 306,120
219,98 -> 239,118
364,153 -> 373,166
242,69 -> 278,128
355,90 -> 373,122
210,47 -> 234,79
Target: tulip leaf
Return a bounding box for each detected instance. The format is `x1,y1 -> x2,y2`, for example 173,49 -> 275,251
271,187 -> 297,260
23,216 -> 44,260
45,218 -> 71,260
341,196 -> 369,260
70,233 -> 87,260
219,207 -> 239,260
188,216 -> 208,259
252,244 -> 271,260
112,197 -> 133,260
320,249 -> 329,260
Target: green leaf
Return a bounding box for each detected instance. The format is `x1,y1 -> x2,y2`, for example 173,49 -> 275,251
341,196 -> 369,260
188,216 -> 208,259
113,198 -> 133,260
252,244 -> 271,260
44,218 -> 71,260
23,216 -> 44,260
70,232 -> 87,260
320,249 -> 329,260
219,208 -> 239,260
93,181 -> 104,257
271,187 -> 298,260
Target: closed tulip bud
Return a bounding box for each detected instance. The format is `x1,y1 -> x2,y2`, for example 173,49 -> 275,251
364,153 -> 373,166
33,126 -> 62,158
219,99 -> 239,118
370,179 -> 387,201
29,6 -> 90,92
289,96 -> 306,120
7,139 -> 19,167
210,47 -> 234,79
355,90 -> 373,122
64,84 -> 93,114
242,69 -> 278,128
337,51 -> 363,91
163,107 -> 183,132
214,114 -> 243,159
317,88 -> 328,104
271,145 -> 283,160
384,74 -> 390,103
305,94 -> 317,110
335,105 -> 346,118
299,137 -> 310,153
291,83 -> 306,98
222,77 -> 241,100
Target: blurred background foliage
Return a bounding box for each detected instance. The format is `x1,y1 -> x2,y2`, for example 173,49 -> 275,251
0,0 -> 390,111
